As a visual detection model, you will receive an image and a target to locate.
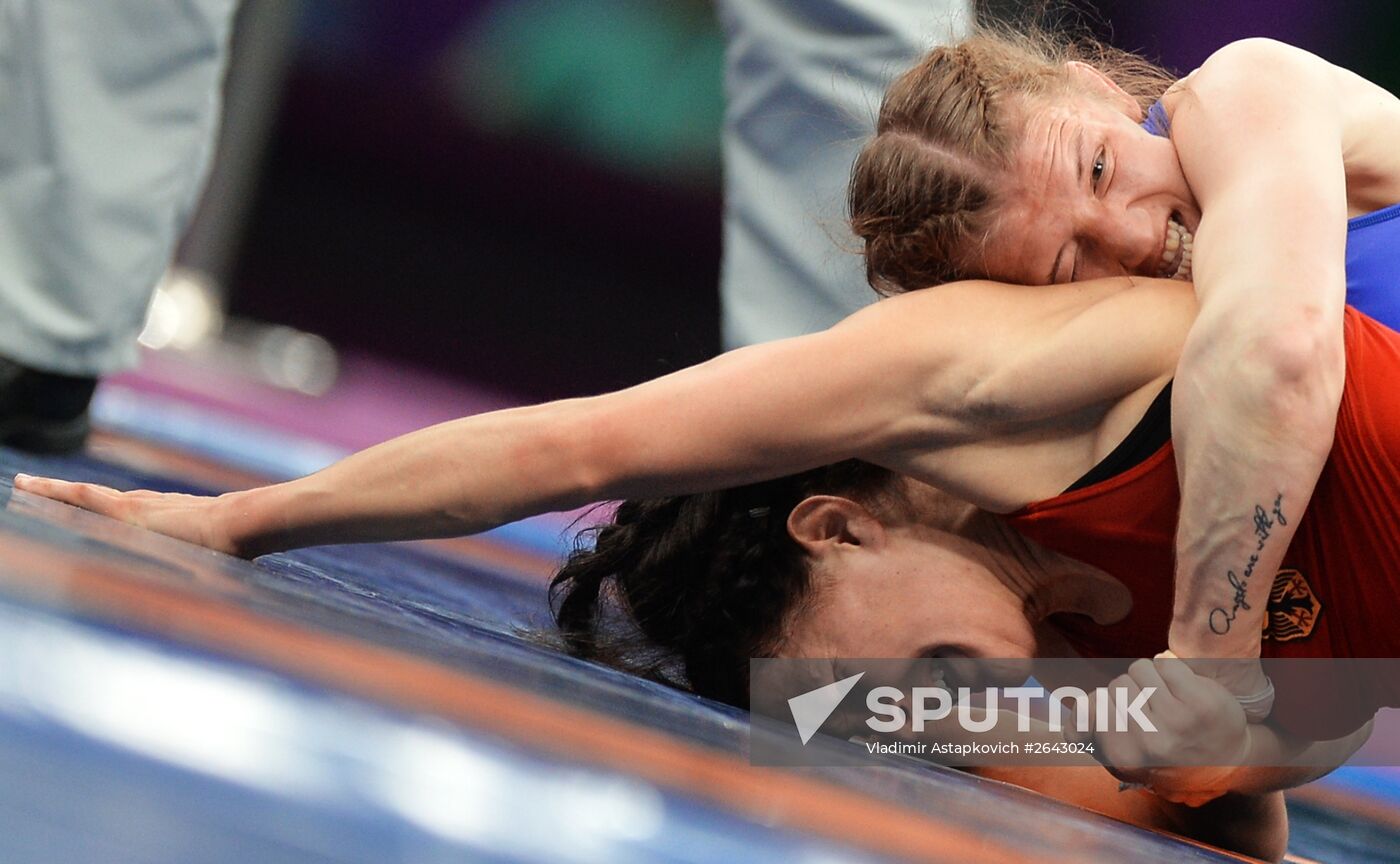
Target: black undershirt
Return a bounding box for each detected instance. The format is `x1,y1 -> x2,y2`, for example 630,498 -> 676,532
1065,381 -> 1174,493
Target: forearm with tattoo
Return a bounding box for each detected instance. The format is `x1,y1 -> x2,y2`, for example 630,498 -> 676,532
1208,494 -> 1287,636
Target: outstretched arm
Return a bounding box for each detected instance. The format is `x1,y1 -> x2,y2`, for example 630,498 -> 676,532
12,289 -> 994,556
15,278 -> 1192,557
1164,41 -> 1348,675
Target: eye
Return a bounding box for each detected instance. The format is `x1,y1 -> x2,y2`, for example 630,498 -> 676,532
919,645 -> 967,660
1091,148 -> 1106,189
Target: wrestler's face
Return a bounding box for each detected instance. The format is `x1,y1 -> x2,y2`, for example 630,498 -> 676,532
780,521 -> 1043,664
977,92 -> 1201,285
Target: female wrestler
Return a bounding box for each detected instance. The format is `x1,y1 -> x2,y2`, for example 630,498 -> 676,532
845,29 -> 1400,701
547,462 -> 1292,857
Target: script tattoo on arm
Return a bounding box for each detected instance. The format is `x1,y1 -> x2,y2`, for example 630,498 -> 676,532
1209,494 -> 1288,635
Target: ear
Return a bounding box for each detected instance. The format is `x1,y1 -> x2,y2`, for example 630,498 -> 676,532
1064,60 -> 1142,121
786,495 -> 885,557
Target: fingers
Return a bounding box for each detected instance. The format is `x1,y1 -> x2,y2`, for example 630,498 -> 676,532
1127,658 -> 1185,729
14,473 -> 79,501
1109,674 -> 1145,732
1151,653 -> 1201,699
13,474 -> 126,516
11,473 -> 233,554
1127,657 -> 1168,695
1153,653 -> 1256,714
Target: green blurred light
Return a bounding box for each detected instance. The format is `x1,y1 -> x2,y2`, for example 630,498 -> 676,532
447,0 -> 724,183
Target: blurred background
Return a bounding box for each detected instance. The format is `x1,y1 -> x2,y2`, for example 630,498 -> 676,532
166,0 -> 1400,404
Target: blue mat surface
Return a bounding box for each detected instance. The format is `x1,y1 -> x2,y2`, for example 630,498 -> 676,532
0,595 -> 893,864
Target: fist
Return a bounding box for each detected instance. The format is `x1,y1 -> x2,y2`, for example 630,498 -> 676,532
1076,656 -> 1249,805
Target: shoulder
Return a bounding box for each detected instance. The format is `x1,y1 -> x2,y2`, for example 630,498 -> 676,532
1201,37 -> 1325,67
1166,39 -> 1337,117
1164,39 -> 1346,195
1192,38 -> 1333,86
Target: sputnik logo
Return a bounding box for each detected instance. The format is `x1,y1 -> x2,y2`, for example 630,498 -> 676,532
787,672 -> 865,744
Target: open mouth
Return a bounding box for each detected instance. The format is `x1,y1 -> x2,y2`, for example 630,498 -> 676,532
1157,213 -> 1194,281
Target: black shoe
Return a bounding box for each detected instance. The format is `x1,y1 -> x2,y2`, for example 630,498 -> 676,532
0,356 -> 97,454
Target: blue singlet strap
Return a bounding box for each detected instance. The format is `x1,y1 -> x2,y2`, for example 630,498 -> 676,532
1141,100 -> 1171,138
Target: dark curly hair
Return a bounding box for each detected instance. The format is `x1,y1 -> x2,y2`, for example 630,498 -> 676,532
549,460 -> 902,708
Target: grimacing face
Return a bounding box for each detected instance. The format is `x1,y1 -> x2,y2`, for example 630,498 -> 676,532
976,87 -> 1201,286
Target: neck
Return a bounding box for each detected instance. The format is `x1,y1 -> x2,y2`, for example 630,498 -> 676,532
951,508 -> 1132,632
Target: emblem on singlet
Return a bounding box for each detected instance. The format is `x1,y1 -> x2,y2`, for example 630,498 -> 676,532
1260,569 -> 1321,642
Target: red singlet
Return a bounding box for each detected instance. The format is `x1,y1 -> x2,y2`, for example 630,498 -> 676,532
1005,306 -> 1400,736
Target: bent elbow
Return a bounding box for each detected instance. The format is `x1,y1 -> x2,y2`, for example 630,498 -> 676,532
1249,315 -> 1346,446
1257,314 -> 1345,396
1185,306 -> 1345,447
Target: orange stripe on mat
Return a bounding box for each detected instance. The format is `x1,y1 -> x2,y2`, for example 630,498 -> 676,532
0,530 -> 1045,864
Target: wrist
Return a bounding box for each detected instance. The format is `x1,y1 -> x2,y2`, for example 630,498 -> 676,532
213,486 -> 287,558
1168,624 -> 1261,660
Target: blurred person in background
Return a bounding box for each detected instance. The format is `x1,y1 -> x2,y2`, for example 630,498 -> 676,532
0,0 -> 239,452
716,0 -> 972,347
0,0 -> 964,445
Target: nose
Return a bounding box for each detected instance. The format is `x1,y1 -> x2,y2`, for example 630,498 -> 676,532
1076,204 -> 1160,279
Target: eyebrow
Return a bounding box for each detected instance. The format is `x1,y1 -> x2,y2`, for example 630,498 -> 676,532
1074,126 -> 1085,184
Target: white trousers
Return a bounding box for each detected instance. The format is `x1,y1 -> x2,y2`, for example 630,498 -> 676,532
715,0 -> 971,347
0,0 -> 239,375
